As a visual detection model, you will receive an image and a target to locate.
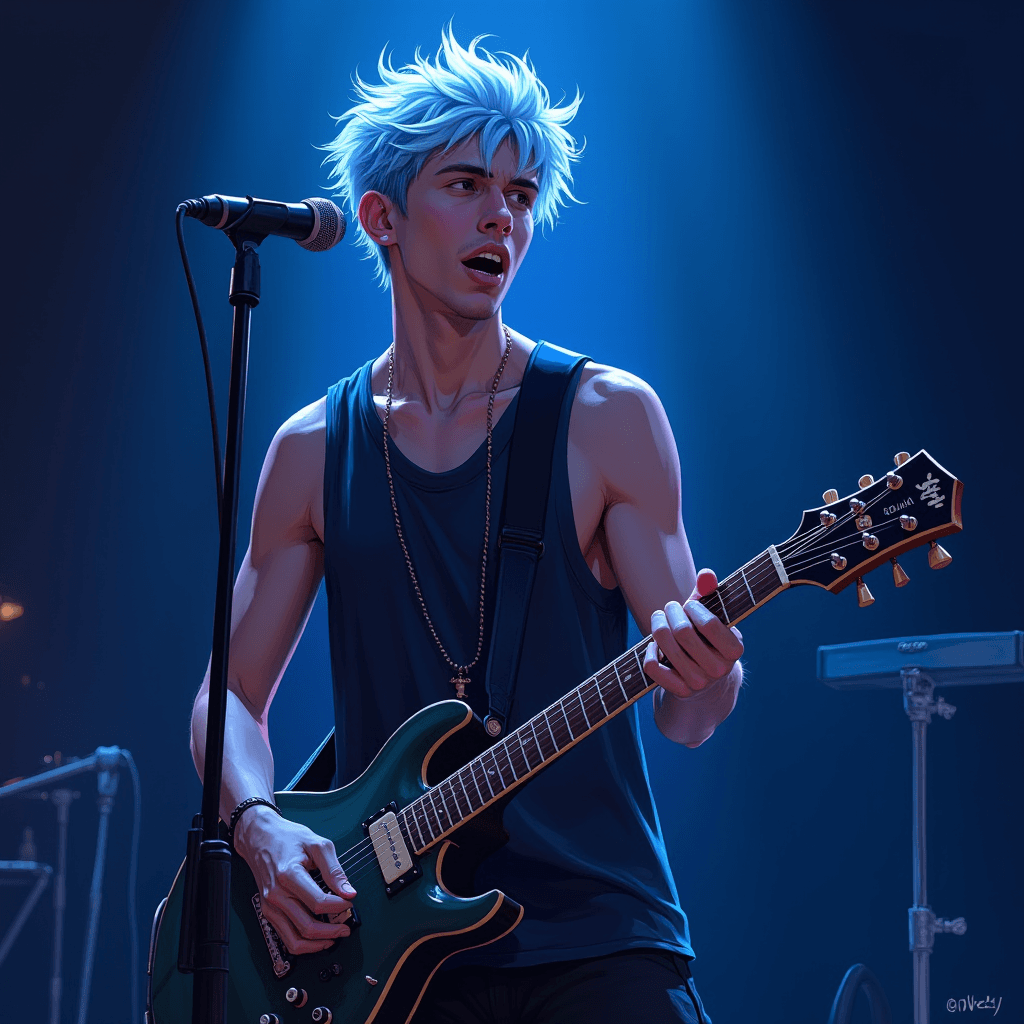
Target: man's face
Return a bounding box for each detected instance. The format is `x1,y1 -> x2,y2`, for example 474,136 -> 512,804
390,135 -> 538,321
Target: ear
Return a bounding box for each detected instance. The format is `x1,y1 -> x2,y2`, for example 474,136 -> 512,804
358,191 -> 396,246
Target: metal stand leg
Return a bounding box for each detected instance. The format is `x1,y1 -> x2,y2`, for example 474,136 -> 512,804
75,752 -> 120,1024
0,862 -> 52,968
903,669 -> 967,1024
49,788 -> 75,1024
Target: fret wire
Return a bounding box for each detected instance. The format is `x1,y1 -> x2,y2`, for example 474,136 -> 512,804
488,748 -> 507,790
419,800 -> 437,841
410,806 -> 426,848
543,709 -> 560,752
594,676 -> 610,716
573,690 -> 592,731
529,719 -> 547,761
612,660 -> 629,702
426,789 -> 445,831
404,809 -> 418,849
429,788 -> 451,831
520,729 -> 536,772
469,762 -> 486,805
451,775 -> 468,816
447,780 -> 464,822
441,780 -> 461,822
628,649 -> 645,693
457,773 -> 474,813
582,680 -> 602,723
499,741 -> 518,782
399,809 -> 415,849
511,732 -> 530,774
559,699 -> 576,741
478,755 -> 496,798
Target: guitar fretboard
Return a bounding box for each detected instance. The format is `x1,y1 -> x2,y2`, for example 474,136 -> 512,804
395,546 -> 788,853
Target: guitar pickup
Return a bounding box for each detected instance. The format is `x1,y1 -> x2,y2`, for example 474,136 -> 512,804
362,802 -> 422,898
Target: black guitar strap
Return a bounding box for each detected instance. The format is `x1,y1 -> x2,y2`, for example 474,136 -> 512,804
285,341 -> 588,791
482,341 -> 589,739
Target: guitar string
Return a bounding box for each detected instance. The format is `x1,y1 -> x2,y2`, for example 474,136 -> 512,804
320,489 -> 929,886
330,663 -> 657,881
332,534 -> 887,883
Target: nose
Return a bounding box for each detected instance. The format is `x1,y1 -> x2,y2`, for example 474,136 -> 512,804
479,185 -> 512,236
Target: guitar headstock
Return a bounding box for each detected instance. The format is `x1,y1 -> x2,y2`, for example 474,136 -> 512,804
779,450 -> 963,604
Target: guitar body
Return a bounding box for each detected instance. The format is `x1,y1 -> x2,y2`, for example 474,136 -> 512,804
149,450 -> 963,1024
149,700 -> 523,1024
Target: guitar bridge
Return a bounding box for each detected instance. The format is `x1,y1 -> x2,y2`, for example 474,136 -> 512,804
361,802 -> 422,898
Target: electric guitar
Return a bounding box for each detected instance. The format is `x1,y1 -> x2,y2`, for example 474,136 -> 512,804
148,449 -> 962,1024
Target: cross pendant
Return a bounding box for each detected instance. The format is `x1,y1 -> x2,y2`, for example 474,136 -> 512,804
452,675 -> 468,700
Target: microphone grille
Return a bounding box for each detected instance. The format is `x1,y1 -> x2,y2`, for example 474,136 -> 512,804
299,198 -> 346,252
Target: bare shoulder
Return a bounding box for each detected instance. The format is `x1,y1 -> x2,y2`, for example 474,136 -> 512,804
570,362 -> 678,498
253,397 -> 327,544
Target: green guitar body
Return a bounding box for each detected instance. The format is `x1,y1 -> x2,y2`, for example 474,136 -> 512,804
149,701 -> 522,1024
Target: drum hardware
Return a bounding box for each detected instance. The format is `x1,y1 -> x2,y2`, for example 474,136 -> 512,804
0,745 -> 139,1024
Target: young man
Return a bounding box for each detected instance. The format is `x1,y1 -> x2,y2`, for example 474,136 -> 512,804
190,31 -> 743,1023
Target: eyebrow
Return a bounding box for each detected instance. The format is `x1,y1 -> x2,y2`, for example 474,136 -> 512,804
435,163 -> 539,192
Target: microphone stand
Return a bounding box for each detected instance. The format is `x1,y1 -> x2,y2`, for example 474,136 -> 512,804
178,220 -> 264,1024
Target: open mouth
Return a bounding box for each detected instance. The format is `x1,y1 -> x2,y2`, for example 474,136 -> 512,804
462,254 -> 503,276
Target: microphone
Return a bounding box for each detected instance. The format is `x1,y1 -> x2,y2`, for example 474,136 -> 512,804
181,194 -> 346,251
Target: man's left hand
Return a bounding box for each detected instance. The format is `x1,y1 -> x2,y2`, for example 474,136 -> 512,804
644,567 -> 744,713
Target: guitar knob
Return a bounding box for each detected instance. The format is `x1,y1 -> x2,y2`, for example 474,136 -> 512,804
312,1009 -> 333,1023
259,1016 -> 280,1024
858,474 -> 874,488
891,559 -> 910,587
894,451 -> 910,467
928,541 -> 953,569
856,578 -> 875,607
822,489 -> 839,504
285,987 -> 308,1007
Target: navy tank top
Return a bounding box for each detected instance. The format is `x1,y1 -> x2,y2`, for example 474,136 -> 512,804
322,343 -> 693,966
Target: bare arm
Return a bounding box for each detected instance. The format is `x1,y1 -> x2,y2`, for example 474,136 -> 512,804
574,368 -> 744,746
190,398 -> 356,953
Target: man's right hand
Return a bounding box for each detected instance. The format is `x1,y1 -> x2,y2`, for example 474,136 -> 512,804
233,804 -> 358,955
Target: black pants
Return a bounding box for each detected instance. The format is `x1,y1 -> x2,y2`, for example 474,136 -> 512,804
412,948 -> 712,1024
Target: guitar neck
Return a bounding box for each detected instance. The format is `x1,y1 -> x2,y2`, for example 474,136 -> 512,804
397,545 -> 791,855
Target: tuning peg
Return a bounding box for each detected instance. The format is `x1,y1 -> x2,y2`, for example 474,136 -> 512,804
900,515 -> 918,531
858,474 -> 874,488
822,489 -> 839,504
856,578 -> 875,607
886,471 -> 903,490
894,452 -> 910,467
928,541 -> 953,570
891,559 -> 910,587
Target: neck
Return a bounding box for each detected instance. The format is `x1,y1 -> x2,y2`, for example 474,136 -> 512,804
388,293 -> 510,414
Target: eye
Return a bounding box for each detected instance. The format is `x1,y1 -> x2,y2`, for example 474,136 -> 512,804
449,179 -> 476,193
510,191 -> 533,207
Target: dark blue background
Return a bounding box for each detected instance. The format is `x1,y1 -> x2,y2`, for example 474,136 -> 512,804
2,2 -> 1020,1021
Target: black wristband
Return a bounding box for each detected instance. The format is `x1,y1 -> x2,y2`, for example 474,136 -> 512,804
227,796 -> 281,846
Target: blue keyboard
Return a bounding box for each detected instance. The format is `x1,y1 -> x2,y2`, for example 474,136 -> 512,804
817,631 -> 1024,689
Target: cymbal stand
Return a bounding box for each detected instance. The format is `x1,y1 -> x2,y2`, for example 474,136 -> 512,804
902,668 -> 967,1024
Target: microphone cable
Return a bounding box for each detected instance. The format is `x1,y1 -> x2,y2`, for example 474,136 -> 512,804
175,204 -> 223,520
